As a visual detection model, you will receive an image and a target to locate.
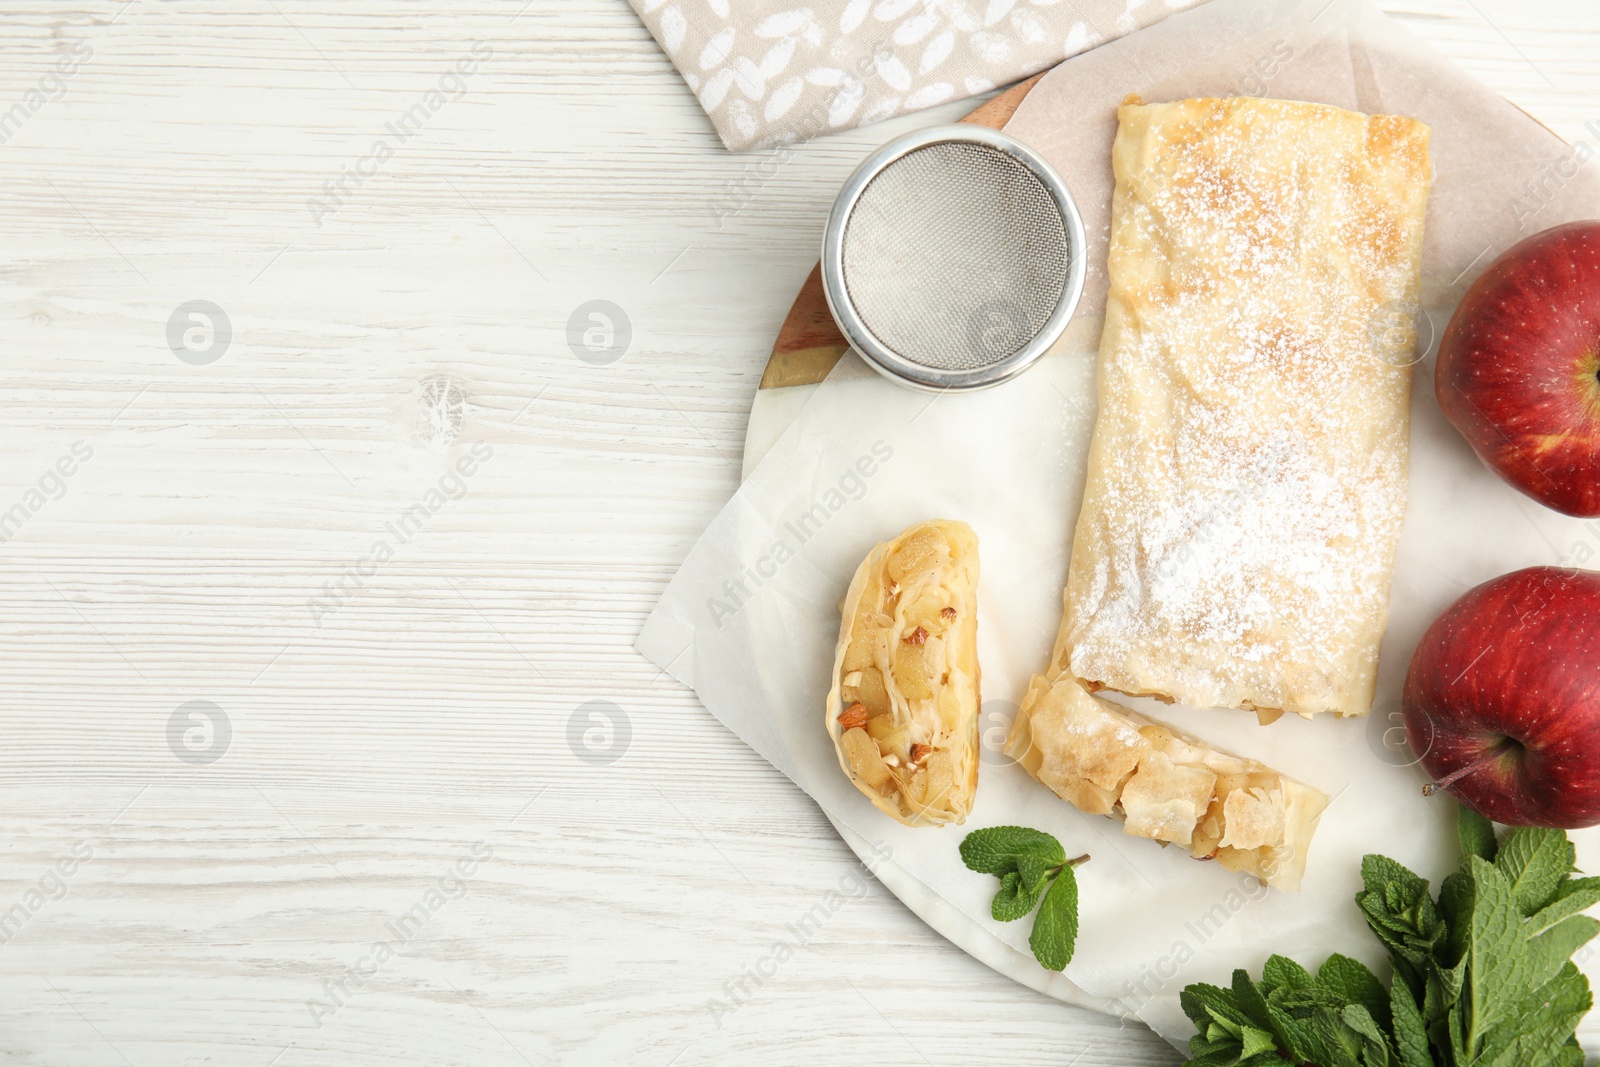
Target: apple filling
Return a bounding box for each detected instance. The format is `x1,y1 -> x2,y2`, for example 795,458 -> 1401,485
1006,674 -> 1327,891
828,521 -> 980,827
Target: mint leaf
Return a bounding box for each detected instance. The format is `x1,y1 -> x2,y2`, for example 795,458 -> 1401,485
1495,826 -> 1574,916
1356,853 -> 1446,1008
1235,969 -> 1320,1061
1458,804 -> 1497,862
1452,853 -> 1597,1060
959,825 -> 1063,877
1438,868 -> 1473,958
1362,852 -> 1431,903
1337,1002 -> 1390,1054
1028,863 -> 1078,970
1236,1025 -> 1277,1059
1476,962 -> 1591,1067
1527,877 -> 1600,936
1388,977 -> 1431,1067
1263,954 -> 1314,993
962,826 -> 1085,973
1460,854 -> 1530,1043
1230,968 -> 1275,1030
1524,914 -> 1600,989
1014,851 -> 1056,895
1181,982 -> 1248,1030
1317,953 -> 1389,1032
1183,806 -> 1598,1067
991,870 -> 1042,922
1182,976 -> 1286,1065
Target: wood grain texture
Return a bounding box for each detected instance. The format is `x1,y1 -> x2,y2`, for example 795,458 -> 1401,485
0,1 -> 1596,1064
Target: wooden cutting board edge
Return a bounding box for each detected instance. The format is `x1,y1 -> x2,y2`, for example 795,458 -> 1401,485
758,73 -> 1048,390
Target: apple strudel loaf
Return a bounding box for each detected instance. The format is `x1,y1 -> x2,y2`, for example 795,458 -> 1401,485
1053,96 -> 1432,719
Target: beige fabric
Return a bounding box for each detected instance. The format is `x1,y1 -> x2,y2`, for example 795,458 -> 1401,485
629,0 -> 1210,151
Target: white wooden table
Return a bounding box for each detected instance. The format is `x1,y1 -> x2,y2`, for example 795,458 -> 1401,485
1,2 -> 1594,1063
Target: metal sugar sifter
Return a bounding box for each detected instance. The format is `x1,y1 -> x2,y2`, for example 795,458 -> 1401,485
821,125 -> 1086,392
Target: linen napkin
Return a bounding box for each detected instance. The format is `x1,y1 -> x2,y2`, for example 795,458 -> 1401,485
629,0 -> 1209,151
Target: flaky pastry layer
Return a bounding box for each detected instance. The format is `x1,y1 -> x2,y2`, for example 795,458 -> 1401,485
1007,674 -> 1327,891
1055,97 -> 1432,718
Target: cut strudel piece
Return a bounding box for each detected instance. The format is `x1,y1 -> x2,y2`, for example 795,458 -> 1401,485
1007,674 -> 1327,891
827,520 -> 980,826
1053,96 -> 1432,719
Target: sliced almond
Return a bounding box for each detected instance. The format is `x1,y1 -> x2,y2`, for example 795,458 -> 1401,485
838,703 -> 870,731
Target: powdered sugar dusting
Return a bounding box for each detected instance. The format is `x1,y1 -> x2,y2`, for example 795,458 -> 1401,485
1063,98 -> 1430,717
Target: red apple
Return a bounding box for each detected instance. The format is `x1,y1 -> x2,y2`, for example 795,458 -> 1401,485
1435,220 -> 1600,517
1403,566 -> 1600,828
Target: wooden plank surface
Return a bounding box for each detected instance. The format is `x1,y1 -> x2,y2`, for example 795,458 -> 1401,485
0,2 -> 1596,1064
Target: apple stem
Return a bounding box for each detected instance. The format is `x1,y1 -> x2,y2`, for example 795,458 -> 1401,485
1422,748 -> 1509,797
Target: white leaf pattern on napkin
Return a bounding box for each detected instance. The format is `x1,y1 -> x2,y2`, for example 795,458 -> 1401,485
700,67 -> 736,109
873,0 -> 920,21
755,9 -> 813,36
733,55 -> 766,99
985,0 -> 1018,26
759,38 -> 797,78
920,29 -> 954,72
766,75 -> 806,119
699,27 -> 736,69
875,51 -> 913,90
628,0 -> 1208,151
659,4 -> 687,49
828,79 -> 865,126
894,12 -> 939,44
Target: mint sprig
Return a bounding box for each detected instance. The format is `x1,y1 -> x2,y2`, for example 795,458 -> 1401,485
1180,804 -> 1600,1067
960,825 -> 1087,971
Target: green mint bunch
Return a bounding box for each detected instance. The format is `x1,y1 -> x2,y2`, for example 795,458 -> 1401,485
959,825 -> 1088,971
1181,805 -> 1600,1067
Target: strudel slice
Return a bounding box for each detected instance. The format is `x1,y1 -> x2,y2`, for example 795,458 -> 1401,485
1054,97 -> 1432,719
1007,675 -> 1327,891
827,520 -> 980,826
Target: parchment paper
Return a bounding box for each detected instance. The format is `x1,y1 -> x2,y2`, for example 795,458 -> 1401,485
639,0 -> 1600,1050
